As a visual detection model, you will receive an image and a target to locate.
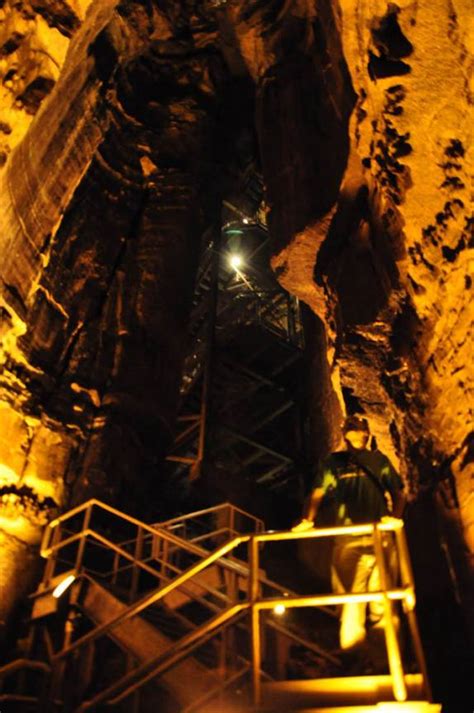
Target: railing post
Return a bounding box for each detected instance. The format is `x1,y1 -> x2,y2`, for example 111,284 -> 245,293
112,550 -> 120,586
395,524 -> 433,701
74,503 -> 92,573
162,539 -> 169,578
248,536 -> 261,706
373,524 -> 407,702
125,653 -> 141,713
43,524 -> 61,587
131,526 -> 144,601
218,627 -> 227,680
151,532 -> 159,561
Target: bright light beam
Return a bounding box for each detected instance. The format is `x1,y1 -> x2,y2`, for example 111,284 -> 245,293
235,268 -> 253,290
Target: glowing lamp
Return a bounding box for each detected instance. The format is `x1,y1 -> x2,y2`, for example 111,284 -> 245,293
52,574 -> 76,599
229,254 -> 243,270
273,603 -> 286,616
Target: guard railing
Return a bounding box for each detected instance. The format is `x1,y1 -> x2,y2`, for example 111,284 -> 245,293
37,501 -> 430,710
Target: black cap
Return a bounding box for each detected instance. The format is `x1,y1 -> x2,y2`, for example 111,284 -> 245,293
343,416 -> 370,433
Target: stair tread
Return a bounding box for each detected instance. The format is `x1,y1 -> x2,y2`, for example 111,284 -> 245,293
263,673 -> 423,689
80,579 -> 221,706
262,674 -> 426,706
258,704 -> 440,713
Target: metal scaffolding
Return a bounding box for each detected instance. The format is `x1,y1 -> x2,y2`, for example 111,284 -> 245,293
165,205 -> 307,494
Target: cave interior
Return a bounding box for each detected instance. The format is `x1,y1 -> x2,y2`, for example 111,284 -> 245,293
0,0 -> 472,711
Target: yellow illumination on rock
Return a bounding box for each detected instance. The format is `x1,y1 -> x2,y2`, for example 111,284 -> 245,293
0,462 -> 18,485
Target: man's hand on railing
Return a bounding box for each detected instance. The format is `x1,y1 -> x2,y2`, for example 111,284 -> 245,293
291,518 -> 315,533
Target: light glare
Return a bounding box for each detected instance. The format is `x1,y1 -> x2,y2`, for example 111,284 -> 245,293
229,254 -> 243,270
273,603 -> 286,616
52,574 -> 76,598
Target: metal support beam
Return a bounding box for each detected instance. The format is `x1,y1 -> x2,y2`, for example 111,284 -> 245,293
373,526 -> 407,702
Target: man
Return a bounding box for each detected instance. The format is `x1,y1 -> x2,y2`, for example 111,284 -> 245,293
293,416 -> 405,653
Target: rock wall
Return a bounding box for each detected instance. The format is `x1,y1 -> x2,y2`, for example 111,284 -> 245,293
0,0 -> 92,166
337,0 -> 473,545
229,0 -> 472,570
0,0 -> 227,629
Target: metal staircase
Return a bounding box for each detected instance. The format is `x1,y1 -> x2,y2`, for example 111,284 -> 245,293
1,501 -> 440,712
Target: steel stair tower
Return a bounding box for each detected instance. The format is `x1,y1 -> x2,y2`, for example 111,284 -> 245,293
164,186 -> 308,512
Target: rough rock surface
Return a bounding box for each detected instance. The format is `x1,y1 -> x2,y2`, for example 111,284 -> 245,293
336,0 -> 473,543
0,0 -> 472,640
229,0 -> 473,560
0,0 -> 227,627
0,0 -> 88,166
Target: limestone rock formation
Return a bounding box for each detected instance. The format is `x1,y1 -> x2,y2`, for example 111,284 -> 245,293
230,0 -> 472,556
0,0 -> 472,640
0,0 -> 228,627
0,0 -> 84,166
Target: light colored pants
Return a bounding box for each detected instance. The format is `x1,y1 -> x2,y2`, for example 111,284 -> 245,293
331,536 -> 397,651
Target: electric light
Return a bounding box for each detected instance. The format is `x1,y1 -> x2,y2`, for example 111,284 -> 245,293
229,254 -> 243,270
52,573 -> 76,598
273,603 -> 286,616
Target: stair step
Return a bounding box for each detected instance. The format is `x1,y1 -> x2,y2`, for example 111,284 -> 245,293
262,675 -> 426,707
79,579 -> 221,707
259,704 -> 441,713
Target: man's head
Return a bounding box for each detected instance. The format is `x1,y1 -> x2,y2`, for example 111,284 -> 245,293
343,416 -> 370,450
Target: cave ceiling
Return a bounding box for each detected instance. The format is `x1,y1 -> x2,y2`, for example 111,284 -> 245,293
0,0 -> 472,624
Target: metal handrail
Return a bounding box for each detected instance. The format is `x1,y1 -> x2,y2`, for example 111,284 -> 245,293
41,528 -> 251,613
39,503 -> 429,711
74,531 -> 420,712
0,658 -> 50,679
77,605 -> 248,712
56,574 -> 339,711
156,501 -> 264,533
152,505 -> 337,619
0,659 -> 51,708
40,499 -> 290,633
80,537 -> 233,609
40,502 -> 335,656
40,501 -> 260,626
51,536 -> 247,664
41,500 -> 259,586
44,535 -> 336,707
246,520 -> 430,706
41,499 -> 216,563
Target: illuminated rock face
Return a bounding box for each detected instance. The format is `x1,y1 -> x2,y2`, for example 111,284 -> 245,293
0,0 -> 226,626
0,0 -> 472,628
0,0 -> 89,166
230,0 -> 472,557
336,0 -> 473,547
